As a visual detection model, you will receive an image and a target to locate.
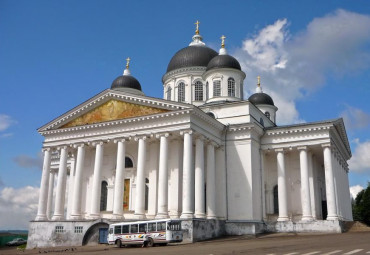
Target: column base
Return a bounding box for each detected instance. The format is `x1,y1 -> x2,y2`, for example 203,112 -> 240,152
35,215 -> 48,221
111,214 -> 124,220
206,215 -> 217,220
134,213 -> 146,220
194,213 -> 206,219
277,216 -> 289,222
155,213 -> 169,219
87,214 -> 101,220
69,214 -> 83,220
180,213 -> 194,219
301,216 -> 314,221
51,215 -> 65,221
326,215 -> 339,221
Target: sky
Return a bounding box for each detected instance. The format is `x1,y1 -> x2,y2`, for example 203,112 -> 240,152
1,0 -> 370,230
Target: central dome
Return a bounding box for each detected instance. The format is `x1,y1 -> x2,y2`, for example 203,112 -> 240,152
166,46 -> 218,72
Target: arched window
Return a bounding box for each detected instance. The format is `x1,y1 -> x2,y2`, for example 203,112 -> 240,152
178,82 -> 185,102
100,181 -> 108,211
166,87 -> 172,101
207,112 -> 215,118
213,80 -> 221,97
125,157 -> 133,168
206,81 -> 209,100
273,185 -> 279,214
265,111 -> 270,119
228,78 -> 235,97
194,81 -> 203,101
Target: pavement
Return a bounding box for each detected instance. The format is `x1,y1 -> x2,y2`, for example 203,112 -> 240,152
1,231 -> 370,255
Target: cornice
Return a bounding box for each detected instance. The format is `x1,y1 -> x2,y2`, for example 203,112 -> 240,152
162,66 -> 206,83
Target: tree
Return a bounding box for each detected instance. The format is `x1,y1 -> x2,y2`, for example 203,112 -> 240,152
353,182 -> 370,226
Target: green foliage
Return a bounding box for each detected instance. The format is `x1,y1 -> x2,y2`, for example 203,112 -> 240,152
353,182 -> 370,226
17,244 -> 27,251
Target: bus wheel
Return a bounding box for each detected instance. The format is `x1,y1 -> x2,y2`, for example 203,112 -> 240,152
147,238 -> 154,247
116,239 -> 122,248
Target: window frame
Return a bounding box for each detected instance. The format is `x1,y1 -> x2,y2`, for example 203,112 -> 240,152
178,82 -> 185,102
228,77 -> 235,97
194,81 -> 203,101
213,80 -> 221,97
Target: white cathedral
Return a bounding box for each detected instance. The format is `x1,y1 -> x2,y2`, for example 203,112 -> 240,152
28,23 -> 353,248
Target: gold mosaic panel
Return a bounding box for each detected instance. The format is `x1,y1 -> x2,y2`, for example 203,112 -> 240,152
61,99 -> 169,128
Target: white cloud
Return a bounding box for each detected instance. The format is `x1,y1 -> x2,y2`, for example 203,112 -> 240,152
0,186 -> 39,230
0,114 -> 16,132
341,105 -> 370,130
235,9 -> 370,125
349,139 -> 370,172
350,185 -> 364,199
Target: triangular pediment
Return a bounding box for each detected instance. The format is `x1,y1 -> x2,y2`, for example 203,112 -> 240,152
61,99 -> 169,128
38,89 -> 191,132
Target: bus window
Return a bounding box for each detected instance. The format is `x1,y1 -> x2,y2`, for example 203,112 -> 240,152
122,225 -> 129,234
148,223 -> 156,232
139,223 -> 147,233
130,224 -> 138,233
109,228 -> 113,234
168,221 -> 181,231
157,222 -> 166,231
114,226 -> 121,234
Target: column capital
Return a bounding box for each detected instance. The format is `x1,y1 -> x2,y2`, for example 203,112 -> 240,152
297,146 -> 308,151
73,142 -> 87,149
42,147 -> 52,152
321,143 -> 332,149
57,145 -> 68,151
180,130 -> 193,136
275,148 -> 286,153
134,135 -> 147,141
114,137 -> 129,144
155,132 -> 170,139
206,139 -> 219,148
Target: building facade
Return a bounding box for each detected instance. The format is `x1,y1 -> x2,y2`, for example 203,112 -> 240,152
28,25 -> 353,248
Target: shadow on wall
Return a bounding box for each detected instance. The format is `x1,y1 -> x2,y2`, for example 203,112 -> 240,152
82,222 -> 109,246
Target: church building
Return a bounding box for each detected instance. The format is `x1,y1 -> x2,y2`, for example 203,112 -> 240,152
27,22 -> 353,248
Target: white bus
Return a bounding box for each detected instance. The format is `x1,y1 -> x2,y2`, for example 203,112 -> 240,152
107,219 -> 183,247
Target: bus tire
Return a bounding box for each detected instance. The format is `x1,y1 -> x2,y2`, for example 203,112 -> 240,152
147,238 -> 154,247
116,239 -> 122,248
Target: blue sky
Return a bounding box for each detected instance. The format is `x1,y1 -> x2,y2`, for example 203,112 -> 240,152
1,0 -> 370,229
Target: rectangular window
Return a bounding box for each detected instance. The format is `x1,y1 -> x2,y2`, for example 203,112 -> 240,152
148,223 -> 156,232
114,225 -> 122,234
157,222 -> 166,231
74,226 -> 83,233
122,225 -> 129,234
130,224 -> 138,233
55,226 -> 64,233
139,223 -> 147,233
213,80 -> 221,97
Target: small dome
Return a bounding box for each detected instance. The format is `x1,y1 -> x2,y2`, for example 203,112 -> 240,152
206,54 -> 241,71
248,92 -> 274,106
166,46 -> 218,72
111,75 -> 142,91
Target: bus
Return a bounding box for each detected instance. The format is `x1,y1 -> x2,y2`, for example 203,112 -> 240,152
107,219 -> 183,247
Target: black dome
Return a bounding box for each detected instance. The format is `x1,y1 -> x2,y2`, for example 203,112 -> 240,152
248,93 -> 274,106
111,75 -> 142,91
166,46 -> 218,72
206,54 -> 241,71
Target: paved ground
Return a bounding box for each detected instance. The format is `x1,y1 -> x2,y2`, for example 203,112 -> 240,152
2,231 -> 370,255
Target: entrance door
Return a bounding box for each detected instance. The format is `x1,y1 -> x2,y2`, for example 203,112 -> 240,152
123,179 -> 130,211
99,228 -> 108,244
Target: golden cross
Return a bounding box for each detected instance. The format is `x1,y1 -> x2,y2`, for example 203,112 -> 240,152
257,76 -> 261,87
195,20 -> 200,35
126,57 -> 130,69
221,35 -> 226,48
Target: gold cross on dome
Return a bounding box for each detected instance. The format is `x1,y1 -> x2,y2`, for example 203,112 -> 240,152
257,76 -> 261,87
221,35 -> 226,48
195,20 -> 200,35
126,57 -> 131,69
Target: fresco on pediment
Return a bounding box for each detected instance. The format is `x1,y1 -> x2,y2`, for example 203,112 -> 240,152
61,99 -> 169,128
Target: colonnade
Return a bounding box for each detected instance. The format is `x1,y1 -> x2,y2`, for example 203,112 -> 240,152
35,130 -> 219,221
273,143 -> 348,222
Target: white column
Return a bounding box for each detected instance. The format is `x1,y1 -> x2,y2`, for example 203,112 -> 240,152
134,136 -> 147,219
112,139 -> 126,219
35,148 -> 52,221
180,130 -> 194,219
323,144 -> 338,220
168,138 -> 183,218
52,146 -> 69,220
308,153 -> 317,219
194,137 -> 206,218
46,170 -> 55,220
70,144 -> 86,220
156,134 -> 170,219
276,149 -> 289,221
90,141 -> 104,219
206,142 -> 217,219
298,146 -> 313,221
148,141 -> 159,218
